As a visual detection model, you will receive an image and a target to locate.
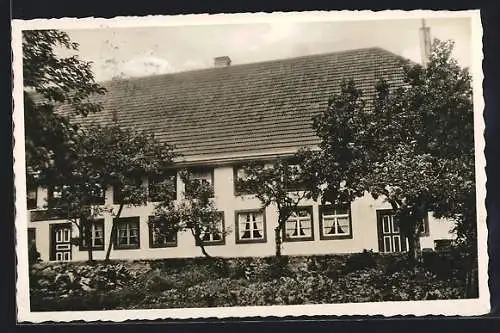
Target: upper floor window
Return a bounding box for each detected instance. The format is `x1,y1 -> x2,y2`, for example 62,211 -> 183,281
284,206 -> 314,242
319,204 -> 352,240
189,168 -> 214,186
284,163 -> 307,191
233,165 -> 253,196
89,184 -> 105,205
418,213 -> 430,236
148,172 -> 177,202
27,182 -> 37,210
198,211 -> 225,246
113,177 -> 143,204
185,168 -> 214,197
47,185 -> 64,209
236,209 -> 266,243
80,218 -> 105,251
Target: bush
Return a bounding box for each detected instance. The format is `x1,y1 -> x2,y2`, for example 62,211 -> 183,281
344,250 -> 376,273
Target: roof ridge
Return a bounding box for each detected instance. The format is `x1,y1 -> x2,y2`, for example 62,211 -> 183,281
98,46 -> 402,86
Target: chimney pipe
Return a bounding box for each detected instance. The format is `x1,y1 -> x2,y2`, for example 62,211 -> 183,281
419,19 -> 432,67
214,56 -> 231,68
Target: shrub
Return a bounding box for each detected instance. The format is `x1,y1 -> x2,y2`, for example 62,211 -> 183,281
344,249 -> 376,273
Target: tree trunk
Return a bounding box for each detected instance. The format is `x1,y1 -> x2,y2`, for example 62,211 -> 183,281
86,225 -> 93,262
105,203 -> 124,261
407,225 -> 421,262
275,225 -> 282,257
191,228 -> 212,258
80,216 -> 94,263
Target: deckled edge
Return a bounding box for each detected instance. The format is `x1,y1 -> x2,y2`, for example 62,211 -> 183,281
12,9 -> 490,323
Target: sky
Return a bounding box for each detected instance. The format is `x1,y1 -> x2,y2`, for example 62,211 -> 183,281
60,17 -> 472,83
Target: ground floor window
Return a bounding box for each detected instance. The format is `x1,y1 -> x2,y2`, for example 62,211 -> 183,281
199,212 -> 225,246
236,210 -> 266,243
319,204 -> 352,240
284,207 -> 314,242
148,216 -> 177,248
114,217 -> 140,249
80,219 -> 105,251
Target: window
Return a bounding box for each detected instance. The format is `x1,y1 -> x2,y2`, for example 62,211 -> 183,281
114,217 -> 140,249
148,172 -> 177,202
48,185 -> 64,208
418,214 -> 430,236
187,168 -> 214,197
319,204 -> 352,240
233,166 -> 253,195
284,207 -> 314,242
28,228 -> 36,247
113,178 -> 143,204
190,168 -> 214,186
198,212 -> 225,246
80,219 -> 105,251
235,210 -> 266,243
27,182 -> 37,210
285,163 -> 306,191
89,184 -> 105,205
148,216 -> 177,248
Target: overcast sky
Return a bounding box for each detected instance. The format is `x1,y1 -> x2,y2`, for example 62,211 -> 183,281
60,17 -> 472,83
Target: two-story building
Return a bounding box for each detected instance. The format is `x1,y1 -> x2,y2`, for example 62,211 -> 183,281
26,46 -> 456,262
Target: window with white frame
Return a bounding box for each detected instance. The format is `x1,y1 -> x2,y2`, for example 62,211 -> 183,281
236,210 -> 265,243
114,217 -> 140,249
320,204 -> 352,239
199,212 -> 225,245
284,207 -> 313,241
80,219 -> 105,250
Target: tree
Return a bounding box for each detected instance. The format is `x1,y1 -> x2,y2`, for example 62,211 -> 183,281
23,30 -> 106,182
311,39 -> 474,262
45,123 -> 177,261
235,152 -> 320,257
152,170 -> 225,258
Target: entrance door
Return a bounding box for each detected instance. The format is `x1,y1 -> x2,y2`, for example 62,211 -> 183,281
50,223 -> 72,261
376,210 -> 407,253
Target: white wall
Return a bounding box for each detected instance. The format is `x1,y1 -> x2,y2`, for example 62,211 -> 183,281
27,166 -> 458,262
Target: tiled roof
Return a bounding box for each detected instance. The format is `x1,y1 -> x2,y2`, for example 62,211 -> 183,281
68,47 -> 407,164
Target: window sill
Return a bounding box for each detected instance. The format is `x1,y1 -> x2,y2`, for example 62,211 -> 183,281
319,234 -> 353,240
197,240 -> 225,246
114,244 -> 140,250
149,243 -> 177,248
79,246 -> 105,251
236,238 -> 267,244
283,236 -> 314,243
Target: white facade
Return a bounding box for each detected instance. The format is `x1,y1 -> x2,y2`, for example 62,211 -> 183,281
27,165 -> 456,262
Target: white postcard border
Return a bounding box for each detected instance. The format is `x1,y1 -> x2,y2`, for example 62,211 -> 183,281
12,9 -> 489,322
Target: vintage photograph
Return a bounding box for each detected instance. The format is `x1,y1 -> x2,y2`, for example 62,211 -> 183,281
13,10 -> 488,321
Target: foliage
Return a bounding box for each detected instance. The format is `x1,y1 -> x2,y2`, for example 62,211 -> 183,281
235,152 -> 320,256
30,253 -> 473,311
23,30 -> 106,182
344,249 -> 377,273
40,123 -> 177,261
310,39 -> 475,261
152,170 -> 224,257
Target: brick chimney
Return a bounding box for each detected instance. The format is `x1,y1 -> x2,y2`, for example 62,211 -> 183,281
214,56 -> 231,68
419,19 -> 432,67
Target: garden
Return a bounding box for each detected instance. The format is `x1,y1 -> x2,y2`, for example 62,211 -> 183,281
29,250 -> 476,311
